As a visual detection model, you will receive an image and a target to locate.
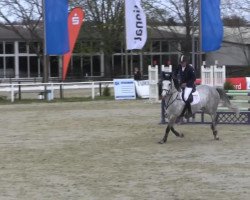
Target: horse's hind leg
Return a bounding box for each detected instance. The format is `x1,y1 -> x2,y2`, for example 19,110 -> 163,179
210,113 -> 219,140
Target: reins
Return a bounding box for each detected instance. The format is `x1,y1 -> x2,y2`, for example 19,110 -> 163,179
162,81 -> 181,110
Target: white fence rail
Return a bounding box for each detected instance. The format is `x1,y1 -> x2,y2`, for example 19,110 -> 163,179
0,81 -> 114,102
201,61 -> 226,87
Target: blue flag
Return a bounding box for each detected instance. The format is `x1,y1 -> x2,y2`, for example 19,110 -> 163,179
44,0 -> 69,55
201,0 -> 223,52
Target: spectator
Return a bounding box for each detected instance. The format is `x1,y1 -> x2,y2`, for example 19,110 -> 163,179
134,67 -> 142,80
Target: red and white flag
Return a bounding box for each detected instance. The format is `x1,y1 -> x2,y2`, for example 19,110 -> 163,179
63,7 -> 85,80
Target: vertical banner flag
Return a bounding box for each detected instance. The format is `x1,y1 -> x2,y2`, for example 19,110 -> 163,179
63,7 -> 85,80
44,0 -> 69,55
201,0 -> 223,52
125,0 -> 147,50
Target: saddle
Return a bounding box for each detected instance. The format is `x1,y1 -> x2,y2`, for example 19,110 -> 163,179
180,88 -> 200,119
181,88 -> 200,105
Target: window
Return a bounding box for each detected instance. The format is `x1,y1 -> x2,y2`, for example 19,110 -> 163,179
19,42 -> 27,53
169,41 -> 179,52
5,57 -> 15,77
152,41 -> 160,52
113,55 -> 123,76
30,57 -> 39,77
19,57 -> 28,77
93,55 -> 101,76
29,42 -> 39,54
0,57 -> 3,78
6,56 -> 14,69
162,41 -> 169,52
82,56 -> 91,76
142,55 -> 151,75
0,42 -> 3,54
5,42 -> 14,54
72,56 -> 82,78
50,56 -> 59,77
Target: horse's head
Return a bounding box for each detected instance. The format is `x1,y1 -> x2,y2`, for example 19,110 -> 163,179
161,72 -> 179,97
161,72 -> 173,97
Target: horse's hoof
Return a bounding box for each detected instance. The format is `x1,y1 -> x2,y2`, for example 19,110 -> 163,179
214,136 -> 219,140
180,133 -> 184,138
158,140 -> 166,144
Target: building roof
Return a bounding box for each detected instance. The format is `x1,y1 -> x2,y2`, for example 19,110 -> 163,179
0,24 -> 249,44
0,24 -> 43,41
224,26 -> 250,44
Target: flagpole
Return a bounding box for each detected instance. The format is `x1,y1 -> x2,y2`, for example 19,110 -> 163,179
42,0 -> 49,101
124,1 -> 128,77
199,0 -> 203,66
191,0 -> 195,68
42,0 -> 48,84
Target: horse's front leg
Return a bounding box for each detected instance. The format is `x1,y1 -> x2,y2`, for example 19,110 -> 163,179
169,116 -> 184,138
159,117 -> 178,144
158,125 -> 171,144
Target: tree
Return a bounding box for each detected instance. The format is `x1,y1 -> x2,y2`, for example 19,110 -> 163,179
221,0 -> 250,19
0,0 -> 42,44
0,0 -> 249,78
223,15 -> 248,27
145,0 -> 199,53
69,0 -> 125,77
143,0 -> 249,64
0,0 -> 46,80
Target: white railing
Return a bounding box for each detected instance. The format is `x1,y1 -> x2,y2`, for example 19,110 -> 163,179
201,61 -> 226,87
148,65 -> 159,101
0,81 -> 114,102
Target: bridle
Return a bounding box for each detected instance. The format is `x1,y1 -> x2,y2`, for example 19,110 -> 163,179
162,80 -> 181,110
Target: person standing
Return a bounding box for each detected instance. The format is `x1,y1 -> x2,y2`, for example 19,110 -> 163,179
133,67 -> 142,80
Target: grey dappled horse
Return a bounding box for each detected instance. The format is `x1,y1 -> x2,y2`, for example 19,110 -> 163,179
159,77 -> 239,144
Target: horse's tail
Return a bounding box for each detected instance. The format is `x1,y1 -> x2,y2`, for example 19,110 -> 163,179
216,88 -> 239,115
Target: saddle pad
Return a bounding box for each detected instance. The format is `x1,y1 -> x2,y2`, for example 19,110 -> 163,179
191,91 -> 200,105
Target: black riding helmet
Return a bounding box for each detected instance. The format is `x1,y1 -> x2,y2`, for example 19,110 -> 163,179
179,54 -> 189,63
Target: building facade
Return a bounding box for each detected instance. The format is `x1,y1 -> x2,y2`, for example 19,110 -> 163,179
0,26 -> 249,82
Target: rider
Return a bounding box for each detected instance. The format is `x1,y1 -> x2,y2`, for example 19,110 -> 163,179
174,54 -> 196,118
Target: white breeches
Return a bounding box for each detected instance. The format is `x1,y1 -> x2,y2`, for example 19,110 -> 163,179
183,87 -> 192,101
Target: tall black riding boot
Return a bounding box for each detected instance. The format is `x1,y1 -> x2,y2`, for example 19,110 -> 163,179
185,102 -> 192,119
180,103 -> 188,117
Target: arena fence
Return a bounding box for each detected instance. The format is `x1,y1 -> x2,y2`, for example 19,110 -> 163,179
0,81 -> 114,102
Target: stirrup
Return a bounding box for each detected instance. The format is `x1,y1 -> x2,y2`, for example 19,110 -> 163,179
184,112 -> 193,119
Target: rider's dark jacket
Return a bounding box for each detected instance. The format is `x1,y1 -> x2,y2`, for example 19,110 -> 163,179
174,64 -> 196,88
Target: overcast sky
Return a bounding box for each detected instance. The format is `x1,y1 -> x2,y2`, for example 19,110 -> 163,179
0,0 -> 249,22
